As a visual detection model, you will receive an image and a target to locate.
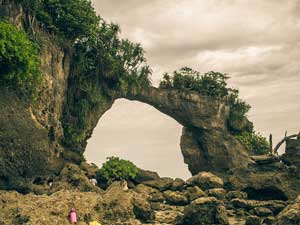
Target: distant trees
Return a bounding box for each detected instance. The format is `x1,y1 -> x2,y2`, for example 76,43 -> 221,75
159,67 -> 269,155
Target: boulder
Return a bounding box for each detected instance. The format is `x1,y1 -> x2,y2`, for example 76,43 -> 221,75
134,184 -> 160,202
155,209 -> 184,224
134,184 -> 157,196
185,186 -> 206,202
252,207 -> 273,217
263,216 -> 275,225
133,169 -> 160,184
163,190 -> 189,206
150,191 -> 165,203
132,197 -> 155,222
225,191 -> 248,200
186,172 -> 224,190
207,188 -> 227,200
179,197 -> 229,225
171,178 -> 186,191
246,215 -> 261,225
102,182 -> 135,222
143,177 -> 173,191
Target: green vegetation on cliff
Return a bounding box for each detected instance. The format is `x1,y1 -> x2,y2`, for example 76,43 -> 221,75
159,67 -> 269,155
16,0 -> 99,41
11,0 -> 152,148
0,20 -> 41,99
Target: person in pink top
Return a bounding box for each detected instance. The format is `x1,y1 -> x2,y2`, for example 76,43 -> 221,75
70,208 -> 77,224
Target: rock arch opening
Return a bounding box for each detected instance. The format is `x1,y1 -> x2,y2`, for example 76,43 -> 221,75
85,98 -> 191,179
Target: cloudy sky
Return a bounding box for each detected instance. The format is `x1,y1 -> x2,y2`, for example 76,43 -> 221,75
85,0 -> 300,179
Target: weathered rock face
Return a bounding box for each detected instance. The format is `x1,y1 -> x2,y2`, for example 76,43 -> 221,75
0,2 -> 70,189
126,87 -> 251,174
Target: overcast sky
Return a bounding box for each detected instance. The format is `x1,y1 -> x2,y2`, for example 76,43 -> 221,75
85,0 -> 300,179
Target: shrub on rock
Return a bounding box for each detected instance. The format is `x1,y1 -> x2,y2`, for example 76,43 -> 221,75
96,157 -> 138,184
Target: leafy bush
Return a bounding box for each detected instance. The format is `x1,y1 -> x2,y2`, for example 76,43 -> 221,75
96,157 -> 138,183
160,68 -> 230,98
236,131 -> 269,155
0,20 -> 41,98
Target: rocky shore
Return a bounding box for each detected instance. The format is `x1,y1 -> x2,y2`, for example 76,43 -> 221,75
1,163 -> 300,225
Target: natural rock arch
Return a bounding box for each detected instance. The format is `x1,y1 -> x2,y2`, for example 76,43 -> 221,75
0,2 -> 250,185
71,86 -> 251,175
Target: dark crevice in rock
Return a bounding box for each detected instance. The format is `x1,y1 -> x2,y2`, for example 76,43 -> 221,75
242,187 -> 288,201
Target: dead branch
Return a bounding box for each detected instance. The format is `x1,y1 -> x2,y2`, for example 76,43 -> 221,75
274,133 -> 298,155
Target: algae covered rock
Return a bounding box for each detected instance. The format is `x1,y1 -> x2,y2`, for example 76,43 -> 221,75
186,172 -> 224,190
207,188 -> 227,200
246,215 -> 261,225
231,198 -> 287,215
133,169 -> 160,184
171,178 -> 186,191
51,163 -> 102,193
179,197 -> 229,225
225,190 -> 248,200
163,190 -> 189,206
142,177 -> 174,191
185,186 -> 206,202
132,196 -> 155,222
0,190 -> 103,225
